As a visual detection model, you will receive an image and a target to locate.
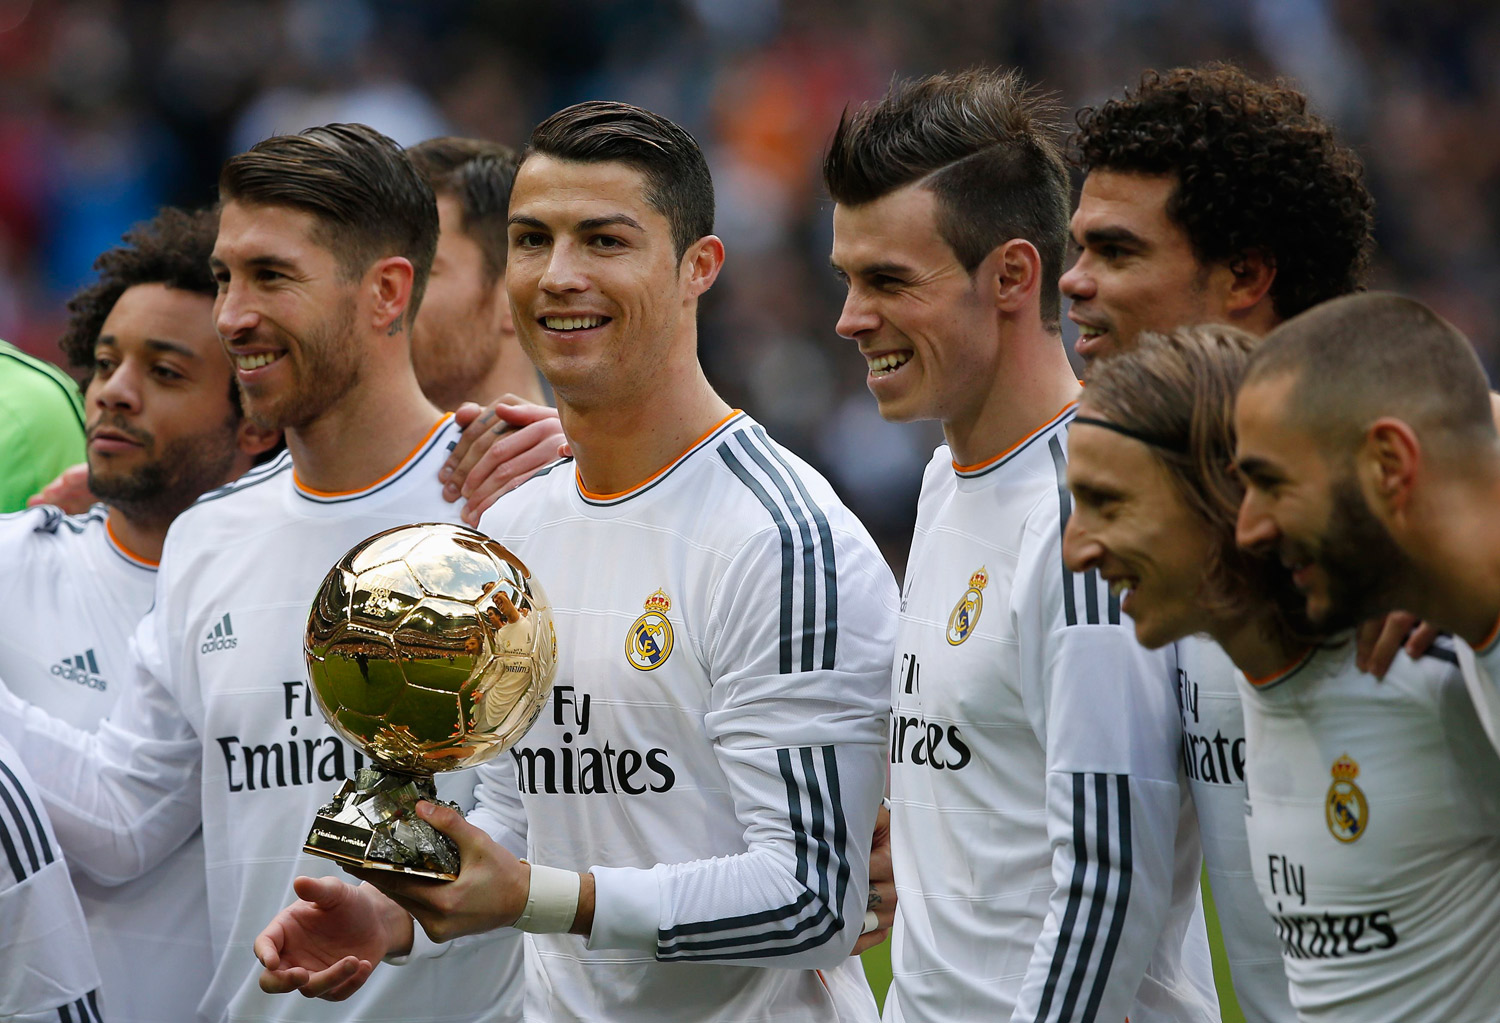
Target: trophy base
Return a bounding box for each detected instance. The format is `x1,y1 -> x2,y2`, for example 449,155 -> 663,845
303,769 -> 461,881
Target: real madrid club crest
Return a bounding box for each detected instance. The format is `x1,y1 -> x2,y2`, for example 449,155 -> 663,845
627,589 -> 674,671
1325,753 -> 1368,843
946,567 -> 988,646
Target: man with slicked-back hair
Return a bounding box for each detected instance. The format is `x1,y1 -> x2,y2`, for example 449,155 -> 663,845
1235,291 -> 1500,753
0,123 -> 525,1023
824,68 -> 1217,1023
256,101 -> 899,1023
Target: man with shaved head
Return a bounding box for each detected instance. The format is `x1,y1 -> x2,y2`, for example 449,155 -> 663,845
1234,291 -> 1500,747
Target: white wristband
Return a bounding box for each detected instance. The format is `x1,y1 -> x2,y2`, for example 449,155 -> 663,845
515,863 -> 582,934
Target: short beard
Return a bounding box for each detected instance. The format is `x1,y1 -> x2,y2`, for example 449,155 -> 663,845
90,412 -> 242,529
241,295 -> 361,431
1308,475 -> 1411,633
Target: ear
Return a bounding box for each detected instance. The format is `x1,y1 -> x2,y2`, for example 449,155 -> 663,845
488,271 -> 515,337
680,235 -> 725,300
1359,417 -> 1421,521
1224,249 -> 1277,315
368,256 -> 417,336
237,419 -> 282,460
989,238 -> 1041,316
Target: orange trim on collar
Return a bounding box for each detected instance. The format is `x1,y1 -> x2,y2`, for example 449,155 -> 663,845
294,416 -> 450,498
105,515 -> 159,568
1244,646 -> 1316,688
576,410 -> 741,501
1478,611 -> 1500,654
951,400 -> 1078,474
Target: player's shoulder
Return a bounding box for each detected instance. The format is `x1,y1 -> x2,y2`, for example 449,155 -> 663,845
0,339 -> 83,414
0,733 -> 57,887
181,449 -> 293,523
706,416 -> 875,545
0,502 -> 105,557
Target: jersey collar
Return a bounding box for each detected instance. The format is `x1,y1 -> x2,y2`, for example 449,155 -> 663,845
577,410 -> 745,507
952,402 -> 1078,479
294,416 -> 453,504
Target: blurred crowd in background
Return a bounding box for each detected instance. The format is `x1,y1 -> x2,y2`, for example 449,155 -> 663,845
1,0 -> 1496,564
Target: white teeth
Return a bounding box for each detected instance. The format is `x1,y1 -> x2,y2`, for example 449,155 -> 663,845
868,352 -> 911,376
1109,578 -> 1133,597
235,352 -> 283,370
543,316 -> 606,331
1079,326 -> 1106,339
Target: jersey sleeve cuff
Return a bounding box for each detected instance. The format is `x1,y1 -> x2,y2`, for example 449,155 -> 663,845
585,864 -> 661,952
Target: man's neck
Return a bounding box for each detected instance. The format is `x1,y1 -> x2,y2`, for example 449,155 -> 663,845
462,344 -> 547,409
288,367 -> 445,494
944,325 -> 1080,467
104,505 -> 169,564
1210,607 -> 1308,682
1403,473 -> 1500,646
559,360 -> 730,497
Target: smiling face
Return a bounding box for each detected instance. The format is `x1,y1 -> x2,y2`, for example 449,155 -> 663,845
210,201 -> 362,431
1234,374 -> 1408,630
411,194 -> 508,410
505,155 -> 700,411
1062,415 -> 1218,647
830,184 -> 999,430
1061,171 -> 1225,362
85,282 -> 244,520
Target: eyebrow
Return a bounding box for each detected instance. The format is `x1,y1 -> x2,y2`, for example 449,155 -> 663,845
1078,226 -> 1148,249
1234,455 -> 1280,481
207,254 -> 300,272
507,213 -> 646,233
96,335 -> 202,361
830,258 -> 914,278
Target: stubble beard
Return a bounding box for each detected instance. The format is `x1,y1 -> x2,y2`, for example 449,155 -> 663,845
89,410 -> 242,528
1305,474 -> 1411,633
242,295 -> 362,432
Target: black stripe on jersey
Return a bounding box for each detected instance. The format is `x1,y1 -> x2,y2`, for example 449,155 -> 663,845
0,756 -> 54,881
751,427 -> 839,669
720,444 -> 795,673
719,432 -> 839,674
192,450 -> 293,508
1034,772 -> 1134,1023
1423,635 -> 1460,666
656,746 -> 849,961
1047,436 -> 1119,627
87,989 -> 103,1023
735,436 -> 817,671
1085,776 -> 1133,1021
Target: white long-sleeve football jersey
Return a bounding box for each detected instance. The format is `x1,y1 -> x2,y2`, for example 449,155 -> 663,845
0,504 -> 213,1023
1240,640 -> 1500,1021
0,732 -> 102,1023
1177,638 -> 1294,1022
885,406 -> 1219,1023
0,417 -> 525,1023
471,410 -> 898,1023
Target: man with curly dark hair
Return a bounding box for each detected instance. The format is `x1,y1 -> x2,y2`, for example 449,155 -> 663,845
0,205 -> 279,1023
1064,62 -> 1374,362
1063,62 -> 1376,1023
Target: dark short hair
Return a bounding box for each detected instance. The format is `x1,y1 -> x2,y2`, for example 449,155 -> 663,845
1081,324 -> 1316,643
60,206 -> 220,374
1072,63 -> 1374,320
1244,292 -> 1496,460
524,101 -> 714,261
219,123 -> 438,325
408,136 -> 520,284
823,68 -> 1070,329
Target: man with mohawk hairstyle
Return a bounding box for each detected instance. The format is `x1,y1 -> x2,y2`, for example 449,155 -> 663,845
824,68 -> 1216,1022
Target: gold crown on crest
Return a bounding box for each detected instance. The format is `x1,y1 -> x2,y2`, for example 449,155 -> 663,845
969,568 -> 989,591
1331,754 -> 1360,782
643,589 -> 672,613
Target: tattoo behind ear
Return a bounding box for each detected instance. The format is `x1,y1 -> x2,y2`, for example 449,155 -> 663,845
387,319 -> 402,336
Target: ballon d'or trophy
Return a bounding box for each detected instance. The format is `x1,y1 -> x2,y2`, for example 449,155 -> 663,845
301,523 -> 556,880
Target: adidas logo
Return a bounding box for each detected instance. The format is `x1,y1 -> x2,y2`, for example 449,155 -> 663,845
201,612 -> 238,654
51,649 -> 107,691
